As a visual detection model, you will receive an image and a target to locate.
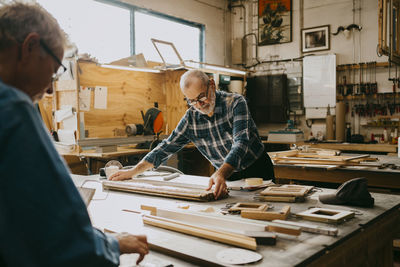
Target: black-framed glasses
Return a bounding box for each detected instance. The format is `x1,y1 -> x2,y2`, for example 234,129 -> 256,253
185,81 -> 210,106
39,39 -> 67,81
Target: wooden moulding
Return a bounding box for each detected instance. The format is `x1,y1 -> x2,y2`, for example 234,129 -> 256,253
139,205 -> 301,236
229,203 -> 268,213
243,231 -> 277,245
102,180 -> 216,201
142,214 -> 258,251
296,208 -> 355,224
241,206 -> 291,221
273,220 -> 339,236
254,195 -> 305,203
261,186 -> 308,197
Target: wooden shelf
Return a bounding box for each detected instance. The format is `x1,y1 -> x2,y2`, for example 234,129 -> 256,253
336,62 -> 388,71
337,92 -> 400,100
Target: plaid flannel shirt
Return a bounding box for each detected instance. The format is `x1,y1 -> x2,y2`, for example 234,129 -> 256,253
144,90 -> 264,171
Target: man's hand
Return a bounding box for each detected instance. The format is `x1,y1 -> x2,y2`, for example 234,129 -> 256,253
207,172 -> 228,199
206,163 -> 234,199
108,160 -> 155,181
115,232 -> 149,265
108,169 -> 134,181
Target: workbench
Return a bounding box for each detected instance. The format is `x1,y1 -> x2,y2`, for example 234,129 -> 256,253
265,141 -> 398,154
271,152 -> 400,190
72,174 -> 400,266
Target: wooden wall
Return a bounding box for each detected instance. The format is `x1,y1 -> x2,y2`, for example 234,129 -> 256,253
78,62 -> 167,138
165,70 -> 188,133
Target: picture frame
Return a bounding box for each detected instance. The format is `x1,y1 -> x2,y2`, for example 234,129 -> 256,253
301,25 -> 330,53
258,0 -> 292,46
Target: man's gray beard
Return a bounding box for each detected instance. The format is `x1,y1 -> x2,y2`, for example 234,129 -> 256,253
194,95 -> 216,115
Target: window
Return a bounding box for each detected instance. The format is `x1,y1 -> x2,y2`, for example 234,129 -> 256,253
135,11 -> 201,63
36,0 -> 204,64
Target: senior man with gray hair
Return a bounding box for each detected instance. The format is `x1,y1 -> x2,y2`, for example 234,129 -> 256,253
0,2 -> 148,266
110,69 -> 275,199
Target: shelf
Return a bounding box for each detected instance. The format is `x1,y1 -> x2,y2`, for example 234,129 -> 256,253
336,62 -> 388,71
337,92 -> 400,100
362,124 -> 400,127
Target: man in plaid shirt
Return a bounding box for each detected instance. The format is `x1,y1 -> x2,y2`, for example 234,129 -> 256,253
110,70 -> 274,199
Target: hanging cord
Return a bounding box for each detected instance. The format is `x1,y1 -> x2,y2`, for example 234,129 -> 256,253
79,179 -> 109,201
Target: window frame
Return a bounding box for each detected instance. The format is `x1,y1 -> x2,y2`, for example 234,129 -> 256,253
95,0 -> 205,62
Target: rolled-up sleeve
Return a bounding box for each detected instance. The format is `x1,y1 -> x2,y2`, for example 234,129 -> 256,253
144,114 -> 190,168
224,97 -> 251,170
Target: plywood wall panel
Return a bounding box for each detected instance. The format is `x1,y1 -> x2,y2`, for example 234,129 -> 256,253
165,70 -> 188,134
78,62 -> 167,138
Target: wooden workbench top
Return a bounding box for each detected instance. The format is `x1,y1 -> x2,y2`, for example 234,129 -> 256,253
72,174 -> 400,266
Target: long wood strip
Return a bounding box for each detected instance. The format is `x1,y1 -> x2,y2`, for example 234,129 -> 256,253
143,215 -> 257,250
137,206 -> 301,236
273,220 -> 338,236
342,154 -> 370,161
102,180 -> 215,201
273,159 -> 381,167
144,214 -> 255,242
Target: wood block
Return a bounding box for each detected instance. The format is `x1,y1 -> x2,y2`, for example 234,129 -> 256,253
241,206 -> 291,221
266,223 -> 301,236
244,231 -> 277,245
141,205 -> 157,215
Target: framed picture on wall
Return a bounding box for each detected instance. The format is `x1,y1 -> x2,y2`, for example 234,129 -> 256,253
258,0 -> 292,46
301,25 -> 330,53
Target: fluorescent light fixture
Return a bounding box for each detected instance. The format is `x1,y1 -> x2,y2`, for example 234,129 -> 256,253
203,65 -> 247,75
184,60 -> 247,75
100,64 -> 161,73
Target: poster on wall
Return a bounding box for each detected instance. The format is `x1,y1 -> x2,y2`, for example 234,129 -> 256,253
258,0 -> 292,45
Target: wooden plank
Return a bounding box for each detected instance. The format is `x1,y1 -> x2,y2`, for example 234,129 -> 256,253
142,214 -> 258,250
273,150 -> 299,157
135,205 -> 301,236
343,154 -> 370,161
307,143 -> 397,153
273,165 -> 400,189
273,220 -> 338,236
102,180 -> 215,201
165,70 -> 187,134
274,159 -> 382,167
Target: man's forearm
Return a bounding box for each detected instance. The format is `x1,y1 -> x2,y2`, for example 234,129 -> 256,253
215,162 -> 235,180
132,160 -> 154,176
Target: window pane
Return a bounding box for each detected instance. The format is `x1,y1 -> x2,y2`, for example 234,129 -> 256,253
37,0 -> 131,63
135,11 -> 200,63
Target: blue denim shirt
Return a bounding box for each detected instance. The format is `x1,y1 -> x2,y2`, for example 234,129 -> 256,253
144,90 -> 264,171
0,80 -> 120,267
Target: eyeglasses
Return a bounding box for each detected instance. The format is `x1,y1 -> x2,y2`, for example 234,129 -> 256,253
185,81 -> 210,106
39,39 -> 67,81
